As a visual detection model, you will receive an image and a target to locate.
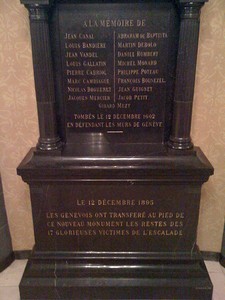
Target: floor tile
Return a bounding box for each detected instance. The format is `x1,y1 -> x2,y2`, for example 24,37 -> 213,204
205,260 -> 224,274
206,262 -> 225,300
0,287 -> 20,300
211,272 -> 225,300
0,260 -> 27,287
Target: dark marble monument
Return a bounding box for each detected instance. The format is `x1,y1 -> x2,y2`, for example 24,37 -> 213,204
17,0 -> 213,299
220,223 -> 225,267
0,176 -> 14,272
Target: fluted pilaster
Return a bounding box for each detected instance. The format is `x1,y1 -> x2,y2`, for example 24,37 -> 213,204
25,3 -> 62,151
168,1 -> 205,150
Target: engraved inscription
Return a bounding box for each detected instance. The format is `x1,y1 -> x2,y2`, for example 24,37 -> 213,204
45,199 -> 185,238
59,3 -> 178,139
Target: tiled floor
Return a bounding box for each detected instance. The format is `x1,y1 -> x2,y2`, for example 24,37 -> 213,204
0,260 -> 224,300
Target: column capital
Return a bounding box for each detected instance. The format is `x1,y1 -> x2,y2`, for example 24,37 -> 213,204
26,6 -> 49,21
21,1 -> 55,20
177,1 -> 206,19
177,0 -> 208,4
20,0 -> 54,6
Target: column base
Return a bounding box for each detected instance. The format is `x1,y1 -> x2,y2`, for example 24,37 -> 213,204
36,137 -> 63,152
168,136 -> 194,150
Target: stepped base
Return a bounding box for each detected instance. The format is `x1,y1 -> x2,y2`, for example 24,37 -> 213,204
20,251 -> 213,300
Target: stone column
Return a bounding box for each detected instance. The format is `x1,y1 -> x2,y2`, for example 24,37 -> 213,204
168,1 -> 207,150
23,2 -> 62,151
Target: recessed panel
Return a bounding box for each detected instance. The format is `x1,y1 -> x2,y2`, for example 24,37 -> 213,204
54,2 -> 178,142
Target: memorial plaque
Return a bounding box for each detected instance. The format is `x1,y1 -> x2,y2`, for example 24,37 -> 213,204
33,183 -> 200,252
17,1 -> 214,299
52,2 -> 178,142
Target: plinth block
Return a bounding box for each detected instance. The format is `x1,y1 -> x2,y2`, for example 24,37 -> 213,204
20,250 -> 212,300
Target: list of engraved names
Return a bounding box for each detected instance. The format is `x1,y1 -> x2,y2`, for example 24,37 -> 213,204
60,9 -> 171,132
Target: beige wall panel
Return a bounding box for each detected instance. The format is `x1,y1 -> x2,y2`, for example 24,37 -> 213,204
0,0 -> 37,250
0,0 -> 224,251
192,0 -> 225,252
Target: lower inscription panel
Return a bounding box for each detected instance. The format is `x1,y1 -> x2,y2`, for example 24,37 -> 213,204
31,183 -> 201,252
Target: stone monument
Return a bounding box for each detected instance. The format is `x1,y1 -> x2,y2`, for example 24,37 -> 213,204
17,0 -> 214,299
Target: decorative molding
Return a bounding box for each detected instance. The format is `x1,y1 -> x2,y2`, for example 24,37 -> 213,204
14,250 -> 32,260
179,2 -> 203,19
201,251 -> 220,262
12,250 -> 222,263
26,5 -> 49,21
21,0 -> 54,6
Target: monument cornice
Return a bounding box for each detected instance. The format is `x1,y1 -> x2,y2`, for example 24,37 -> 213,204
21,0 -> 54,5
21,0 -> 209,6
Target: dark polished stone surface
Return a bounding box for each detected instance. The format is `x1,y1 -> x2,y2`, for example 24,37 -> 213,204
18,145 -> 213,181
0,176 -> 14,272
18,146 -> 213,299
20,248 -> 212,300
18,0 -> 212,299
18,147 -> 212,254
220,223 -> 225,267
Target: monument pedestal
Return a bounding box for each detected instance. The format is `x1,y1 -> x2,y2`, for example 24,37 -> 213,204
18,146 -> 213,300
